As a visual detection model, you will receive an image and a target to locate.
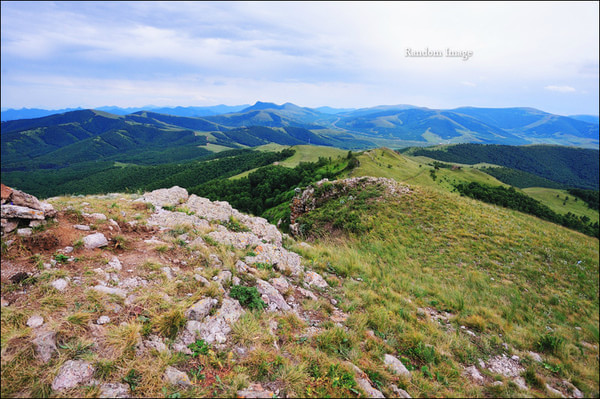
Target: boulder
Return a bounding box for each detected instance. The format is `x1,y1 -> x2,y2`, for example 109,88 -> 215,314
237,383 -> 275,398
350,363 -> 385,398
184,297 -> 245,344
51,278 -> 69,291
107,256 -> 122,271
185,298 -> 218,321
1,205 -> 45,220
207,230 -> 262,250
99,382 -> 130,398
245,243 -> 303,276
27,315 -> 44,328
51,360 -> 95,391
141,186 -> 189,208
163,366 -> 192,387
304,271 -> 328,289
1,218 -> 19,233
17,228 -> 33,237
83,233 -> 109,249
9,188 -> 43,210
384,354 -> 411,378
255,279 -> 291,312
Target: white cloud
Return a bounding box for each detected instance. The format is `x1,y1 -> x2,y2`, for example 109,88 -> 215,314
544,85 -> 576,93
461,81 -> 477,87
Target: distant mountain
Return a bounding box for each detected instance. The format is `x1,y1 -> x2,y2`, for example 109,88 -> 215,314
568,115 -> 599,125
1,107 -> 84,121
314,106 -> 356,114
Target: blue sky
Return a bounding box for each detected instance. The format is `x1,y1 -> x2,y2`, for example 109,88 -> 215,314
1,1 -> 598,115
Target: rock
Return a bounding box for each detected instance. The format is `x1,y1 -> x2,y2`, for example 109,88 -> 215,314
390,385 -> 411,398
1,218 -> 19,233
207,230 -> 262,250
486,354 -> 524,377
237,383 -> 276,398
141,186 -> 189,208
51,360 -> 95,391
89,213 -> 107,220
63,246 -> 74,253
1,183 -> 13,203
183,297 -> 245,344
214,270 -> 232,285
17,228 -> 33,237
561,380 -> 583,398
185,298 -> 218,321
528,351 -> 543,363
92,285 -> 127,298
9,188 -> 43,210
238,215 -> 282,246
189,237 -> 206,248
74,224 -> 91,231
235,260 -> 249,273
83,232 -> 109,249
141,335 -> 170,355
350,364 -> 385,398
162,267 -> 175,280
51,278 -> 69,291
271,277 -> 290,294
464,365 -> 484,383
513,377 -> 528,391
27,315 -> 44,328
298,287 -> 318,300
384,354 -> 411,378
256,278 -> 291,312
546,384 -> 566,398
40,202 -> 57,218
245,243 -> 303,276
29,220 -> 44,227
304,271 -> 328,289
209,254 -> 223,267
148,209 -> 209,229
32,329 -> 57,363
99,382 -> 130,398
194,274 -> 211,286
97,316 -> 111,325
186,194 -> 236,222
107,256 -> 122,271
163,366 -> 192,387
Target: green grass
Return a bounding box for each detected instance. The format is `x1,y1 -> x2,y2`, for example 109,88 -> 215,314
296,182 -> 599,397
523,187 -> 599,222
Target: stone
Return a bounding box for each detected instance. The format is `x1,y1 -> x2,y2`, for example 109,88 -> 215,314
214,270 -> 232,285
298,287 -> 318,300
27,315 -> 44,328
141,186 -> 189,208
147,209 -> 210,229
350,364 -> 385,398
83,232 -> 109,249
464,365 -> 484,383
97,316 -> 111,325
17,228 -> 33,237
1,183 -> 13,203
185,298 -> 218,321
183,297 -> 245,344
390,384 -> 411,398
32,329 -> 57,363
10,189 -> 43,210
186,194 -> 235,222
207,230 -> 262,250
163,366 -> 192,386
29,220 -> 43,227
561,380 -> 583,398
237,383 -> 276,398
304,271 -> 328,289
51,360 -> 95,391
546,384 -> 566,398
245,243 -> 303,276
51,278 -> 69,291
142,334 -> 170,354
271,277 -> 290,294
209,253 -> 223,267
194,274 -> 211,285
256,278 -> 291,312
513,377 -> 528,391
107,256 -> 122,271
528,351 -> 543,363
74,224 -> 91,231
189,236 -> 206,248
92,285 -> 127,298
1,218 -> 19,233
63,246 -> 74,253
384,354 -> 411,378
40,202 -> 57,217
89,213 -> 107,220
99,382 -> 130,398
486,354 -> 524,378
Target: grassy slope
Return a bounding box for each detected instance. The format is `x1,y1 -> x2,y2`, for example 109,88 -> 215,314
523,187 -> 599,222
345,148 -> 508,192
295,182 -> 599,397
230,145 -> 348,179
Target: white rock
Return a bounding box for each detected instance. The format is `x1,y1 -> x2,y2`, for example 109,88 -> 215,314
74,224 -> 91,231
304,271 -> 328,289
185,298 -> 218,321
51,278 -> 69,291
142,186 -> 189,208
464,365 -> 484,382
99,382 -> 130,398
32,329 -> 57,363
17,228 -> 33,237
27,315 -> 44,328
256,278 -> 291,312
92,285 -> 127,298
83,233 -> 109,249
513,377 -> 528,391
97,316 -> 111,325
107,256 -> 122,271
163,366 -> 192,386
384,354 -> 411,378
1,205 -> 44,220
89,213 -> 107,220
546,384 -> 566,398
51,360 -> 95,391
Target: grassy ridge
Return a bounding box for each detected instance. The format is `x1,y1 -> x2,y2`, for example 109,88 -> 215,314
523,187 -> 599,222
295,183 -> 599,397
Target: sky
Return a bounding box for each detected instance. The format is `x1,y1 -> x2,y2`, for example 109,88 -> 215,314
1,1 -> 598,115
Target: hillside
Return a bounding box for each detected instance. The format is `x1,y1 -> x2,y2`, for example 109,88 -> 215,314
1,177 -> 597,398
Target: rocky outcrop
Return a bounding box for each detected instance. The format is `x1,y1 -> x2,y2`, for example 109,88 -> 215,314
138,186 -> 189,208
1,184 -> 56,235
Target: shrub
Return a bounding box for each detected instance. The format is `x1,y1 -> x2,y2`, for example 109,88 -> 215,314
230,285 -> 266,311
536,333 -> 564,354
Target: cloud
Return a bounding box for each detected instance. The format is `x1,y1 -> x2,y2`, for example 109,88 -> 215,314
461,81 -> 477,87
544,85 -> 576,93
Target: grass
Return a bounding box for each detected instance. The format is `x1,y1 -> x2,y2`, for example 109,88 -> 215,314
523,187 -> 599,222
